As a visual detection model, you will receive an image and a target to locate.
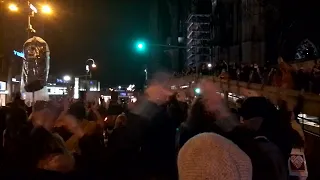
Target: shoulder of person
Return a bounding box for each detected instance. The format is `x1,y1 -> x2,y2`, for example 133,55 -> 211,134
250,136 -> 288,179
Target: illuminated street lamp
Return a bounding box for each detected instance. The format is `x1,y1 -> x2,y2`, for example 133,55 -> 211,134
41,5 -> 52,14
86,58 -> 97,76
8,3 -> 18,11
63,75 -> 71,82
6,1 -> 53,37
207,63 -> 212,68
84,58 -> 97,91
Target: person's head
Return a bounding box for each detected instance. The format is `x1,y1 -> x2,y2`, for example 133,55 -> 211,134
13,92 -> 22,101
31,101 -> 62,131
6,107 -> 28,131
114,113 -> 127,129
238,97 -> 278,132
178,133 -> 252,180
187,97 -> 220,132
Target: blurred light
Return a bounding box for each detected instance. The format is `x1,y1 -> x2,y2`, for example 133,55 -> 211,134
118,86 -> 121,89
13,50 -> 25,59
29,3 -> 38,13
194,88 -> 201,94
47,87 -> 66,95
86,65 -> 89,72
8,3 -> 18,11
12,78 -> 19,83
89,88 -> 98,91
74,77 -> 79,99
131,97 -> 137,103
144,69 -> 147,73
207,63 -> 212,68
63,75 -> 71,82
135,41 -> 146,52
91,63 -> 97,68
41,5 -> 52,14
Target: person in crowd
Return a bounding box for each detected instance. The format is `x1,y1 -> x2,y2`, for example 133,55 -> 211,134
22,101 -> 75,178
8,92 -> 27,110
178,133 -> 252,180
0,107 -> 9,165
2,107 -> 29,173
64,101 -> 103,154
0,71 -> 314,180
136,84 -> 178,180
178,96 -> 224,148
107,113 -> 140,180
238,97 -> 293,160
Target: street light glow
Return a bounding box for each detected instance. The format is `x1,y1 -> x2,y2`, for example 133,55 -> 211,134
91,63 -> 97,68
207,63 -> 212,68
8,3 -> 18,11
138,44 -> 143,49
63,75 -> 71,82
41,5 -> 52,14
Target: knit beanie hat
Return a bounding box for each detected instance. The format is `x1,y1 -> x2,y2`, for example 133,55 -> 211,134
178,133 -> 252,180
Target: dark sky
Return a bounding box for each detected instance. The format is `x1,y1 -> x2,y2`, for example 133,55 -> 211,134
3,0 -> 320,87
41,0 -> 151,87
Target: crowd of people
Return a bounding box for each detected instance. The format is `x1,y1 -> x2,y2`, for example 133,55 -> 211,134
0,79 -> 306,180
184,59 -> 320,94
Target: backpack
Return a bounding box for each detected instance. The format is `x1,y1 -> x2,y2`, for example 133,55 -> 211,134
228,127 -> 288,180
246,136 -> 288,180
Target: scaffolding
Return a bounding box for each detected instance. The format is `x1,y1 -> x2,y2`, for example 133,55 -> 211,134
186,14 -> 211,71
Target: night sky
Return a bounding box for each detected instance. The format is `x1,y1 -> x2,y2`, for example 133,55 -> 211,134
3,0 -> 320,87
40,0 -> 151,87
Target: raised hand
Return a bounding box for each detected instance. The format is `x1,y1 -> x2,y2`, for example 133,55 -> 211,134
61,115 -> 84,138
198,79 -> 229,118
145,84 -> 173,105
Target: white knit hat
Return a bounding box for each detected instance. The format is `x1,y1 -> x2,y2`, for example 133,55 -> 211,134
178,133 -> 252,180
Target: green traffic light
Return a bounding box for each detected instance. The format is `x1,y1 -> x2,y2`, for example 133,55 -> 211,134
195,88 -> 201,94
135,41 -> 146,52
138,43 -> 143,49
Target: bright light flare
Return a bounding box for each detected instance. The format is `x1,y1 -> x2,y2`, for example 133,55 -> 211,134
195,88 -> 201,94
63,75 -> 71,82
207,63 -> 212,68
8,3 -> 18,11
41,5 -> 52,14
91,63 -> 97,68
